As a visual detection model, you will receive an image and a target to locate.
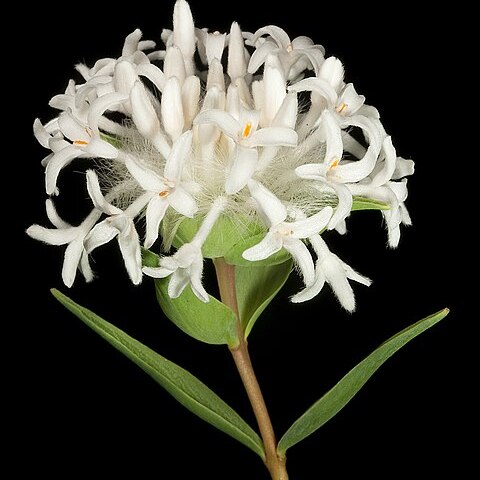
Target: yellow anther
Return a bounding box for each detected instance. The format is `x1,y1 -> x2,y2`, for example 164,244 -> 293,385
242,122 -> 253,139
73,140 -> 89,146
336,102 -> 348,114
329,159 -> 340,170
159,190 -> 170,198
286,43 -> 293,53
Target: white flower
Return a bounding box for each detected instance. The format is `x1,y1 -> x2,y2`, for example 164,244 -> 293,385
243,180 -> 333,289
29,0 -> 414,300
44,93 -> 128,195
248,25 -> 325,79
84,171 -> 144,285
26,200 -> 99,287
125,130 -> 198,248
194,105 -> 298,194
143,198 -> 227,302
292,235 -> 371,311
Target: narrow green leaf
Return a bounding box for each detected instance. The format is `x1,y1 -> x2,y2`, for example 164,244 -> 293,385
352,196 -> 390,211
277,308 -> 450,455
154,278 -> 239,347
235,260 -> 293,338
224,233 -> 291,267
100,132 -> 122,149
51,289 -> 265,459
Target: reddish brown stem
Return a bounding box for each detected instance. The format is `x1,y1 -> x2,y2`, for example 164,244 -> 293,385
214,258 -> 288,480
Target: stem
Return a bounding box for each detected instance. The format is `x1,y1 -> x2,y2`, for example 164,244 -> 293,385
214,258 -> 288,480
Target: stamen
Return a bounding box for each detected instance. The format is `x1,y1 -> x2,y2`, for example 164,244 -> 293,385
73,140 -> 89,146
336,102 -> 348,114
286,43 -> 293,53
329,159 -> 340,170
242,122 -> 253,139
159,190 -> 170,198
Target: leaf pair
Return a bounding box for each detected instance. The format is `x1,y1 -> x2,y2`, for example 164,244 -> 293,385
52,288 -> 448,465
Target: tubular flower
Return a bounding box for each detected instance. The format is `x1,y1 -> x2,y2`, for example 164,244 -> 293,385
27,0 -> 413,309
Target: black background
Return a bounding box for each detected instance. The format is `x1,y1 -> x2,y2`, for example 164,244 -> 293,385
13,1 -> 470,478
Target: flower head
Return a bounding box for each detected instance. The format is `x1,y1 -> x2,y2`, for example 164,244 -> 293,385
27,0 -> 414,308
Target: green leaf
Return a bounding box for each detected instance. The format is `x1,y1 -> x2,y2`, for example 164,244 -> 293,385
141,248 -> 239,347
154,277 -> 239,347
277,308 -> 450,456
172,215 -> 264,259
352,196 -> 390,211
235,260 -> 293,338
51,289 -> 265,460
224,233 -> 291,267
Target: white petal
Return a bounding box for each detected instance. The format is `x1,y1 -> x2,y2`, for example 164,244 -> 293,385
322,109 -> 343,163
131,81 -> 161,136
341,259 -> 371,286
248,40 -> 277,74
161,77 -> 185,140
370,136 -> 397,187
194,109 -> 240,140
79,250 -> 95,283
86,170 -> 122,215
393,157 -> 415,180
122,29 -> 142,57
164,129 -> 193,180
118,223 -> 142,285
144,196 -> 169,248
26,225 -> 77,245
136,63 -> 167,91
168,269 -> 191,298
143,266 -> 175,278
168,186 -> 198,217
321,255 -> 356,312
58,112 -> 88,143
247,179 -> 287,226
45,146 -> 82,195
45,199 -> 70,229
114,61 -> 138,95
251,25 -> 291,49
261,55 -> 287,127
272,92 -> 298,129
290,206 -> 333,238
339,83 -> 365,116
164,46 -> 187,84
247,127 -> 297,148
85,138 -> 118,159
33,119 -> 52,148
139,39 -> 156,51
324,181 -> 353,230
283,238 -> 315,286
227,22 -> 247,80
88,92 -> 129,133
173,0 -> 196,61
291,268 -> 326,303
288,77 -> 337,106
84,220 -> 119,253
206,58 -> 226,91
319,57 -> 344,91
182,75 -> 200,128
331,147 -> 377,184
62,239 -> 84,288
242,231 -> 283,261
206,32 -> 227,64
190,263 -> 210,302
225,145 -> 258,194
125,156 -> 164,193
295,163 -> 329,180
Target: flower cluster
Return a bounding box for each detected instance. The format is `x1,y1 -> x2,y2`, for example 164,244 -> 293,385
28,0 -> 413,311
